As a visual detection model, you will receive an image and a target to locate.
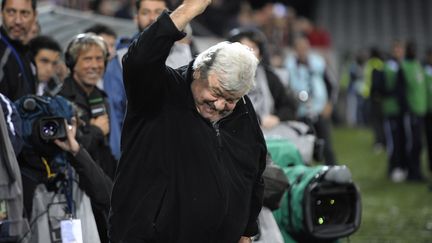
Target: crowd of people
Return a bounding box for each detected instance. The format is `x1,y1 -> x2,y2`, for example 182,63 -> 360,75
341,40 -> 432,183
3,0 -> 429,242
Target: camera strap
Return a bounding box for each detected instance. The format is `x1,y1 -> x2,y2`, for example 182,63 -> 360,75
41,157 -> 56,179
63,162 -> 75,216
42,156 -> 75,216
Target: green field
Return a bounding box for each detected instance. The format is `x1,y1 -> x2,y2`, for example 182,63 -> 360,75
332,126 -> 432,243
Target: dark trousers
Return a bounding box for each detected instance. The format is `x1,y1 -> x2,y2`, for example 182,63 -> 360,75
384,114 -> 423,179
383,116 -> 406,174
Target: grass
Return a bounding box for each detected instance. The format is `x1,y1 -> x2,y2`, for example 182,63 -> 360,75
331,126 -> 432,243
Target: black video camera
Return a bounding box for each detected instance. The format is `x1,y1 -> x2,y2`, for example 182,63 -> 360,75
38,116 -> 67,141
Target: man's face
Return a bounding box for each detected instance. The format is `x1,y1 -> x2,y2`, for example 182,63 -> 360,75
99,33 -> 116,60
191,72 -> 242,122
2,0 -> 36,42
34,49 -> 60,83
135,0 -> 166,32
73,45 -> 105,89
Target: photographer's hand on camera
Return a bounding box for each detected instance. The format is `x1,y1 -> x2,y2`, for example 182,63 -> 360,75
90,114 -> 110,136
54,117 -> 80,156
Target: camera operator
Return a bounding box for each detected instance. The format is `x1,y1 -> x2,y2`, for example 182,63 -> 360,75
58,33 -> 117,243
16,96 -> 112,242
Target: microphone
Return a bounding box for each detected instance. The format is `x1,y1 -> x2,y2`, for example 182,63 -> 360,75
23,97 -> 36,111
88,96 -> 107,118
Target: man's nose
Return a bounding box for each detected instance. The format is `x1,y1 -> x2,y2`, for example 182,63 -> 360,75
213,99 -> 227,111
14,14 -> 24,24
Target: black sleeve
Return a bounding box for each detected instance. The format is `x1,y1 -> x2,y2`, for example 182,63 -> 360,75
123,11 -> 186,112
69,147 -> 113,210
265,67 -> 298,121
243,97 -> 267,237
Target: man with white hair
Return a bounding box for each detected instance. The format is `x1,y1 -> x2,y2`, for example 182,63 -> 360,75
109,0 -> 266,242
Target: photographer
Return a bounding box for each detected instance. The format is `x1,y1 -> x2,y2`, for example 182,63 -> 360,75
16,95 -> 112,243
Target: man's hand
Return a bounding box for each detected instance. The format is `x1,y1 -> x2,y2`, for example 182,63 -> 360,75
170,0 -> 211,30
54,117 -> 80,156
181,0 -> 211,15
90,114 -> 110,136
238,236 -> 252,243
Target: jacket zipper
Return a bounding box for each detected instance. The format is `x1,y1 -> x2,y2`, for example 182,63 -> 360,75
212,122 -> 222,148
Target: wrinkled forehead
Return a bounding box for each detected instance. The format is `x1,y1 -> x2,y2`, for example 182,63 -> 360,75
207,73 -> 243,100
2,0 -> 35,12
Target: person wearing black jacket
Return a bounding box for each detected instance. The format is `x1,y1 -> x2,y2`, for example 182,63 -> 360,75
0,0 -> 38,101
109,1 -> 266,242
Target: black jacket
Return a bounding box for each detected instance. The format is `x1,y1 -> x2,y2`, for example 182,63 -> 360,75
0,27 -> 36,101
109,12 -> 267,243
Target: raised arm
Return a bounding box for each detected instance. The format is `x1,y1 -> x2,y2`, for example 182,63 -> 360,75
123,0 -> 211,112
170,0 -> 211,31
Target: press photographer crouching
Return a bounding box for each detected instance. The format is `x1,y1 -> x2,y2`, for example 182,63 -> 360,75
15,95 -> 112,243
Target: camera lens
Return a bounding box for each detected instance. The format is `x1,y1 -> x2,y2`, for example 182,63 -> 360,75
41,121 -> 59,137
314,194 -> 352,226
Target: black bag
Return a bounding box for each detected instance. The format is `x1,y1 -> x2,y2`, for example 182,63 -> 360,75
262,162 -> 289,211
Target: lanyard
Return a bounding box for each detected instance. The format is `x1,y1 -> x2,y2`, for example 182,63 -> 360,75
0,34 -> 31,86
63,161 -> 75,216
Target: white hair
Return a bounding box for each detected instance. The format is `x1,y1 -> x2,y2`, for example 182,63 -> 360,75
193,41 -> 258,95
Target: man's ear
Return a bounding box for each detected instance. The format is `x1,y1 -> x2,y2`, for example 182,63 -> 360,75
192,69 -> 200,80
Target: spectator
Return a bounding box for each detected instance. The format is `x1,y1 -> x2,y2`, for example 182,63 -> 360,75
84,24 -> 117,61
382,41 -> 405,182
109,0 -> 266,242
59,33 -> 117,242
0,93 -> 27,242
227,27 -> 297,129
285,36 -> 337,165
23,20 -> 40,45
399,42 -> 426,181
364,47 -> 386,153
28,35 -> 63,96
0,0 -> 38,101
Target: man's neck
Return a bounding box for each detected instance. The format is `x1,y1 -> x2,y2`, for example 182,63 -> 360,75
75,79 -> 94,96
